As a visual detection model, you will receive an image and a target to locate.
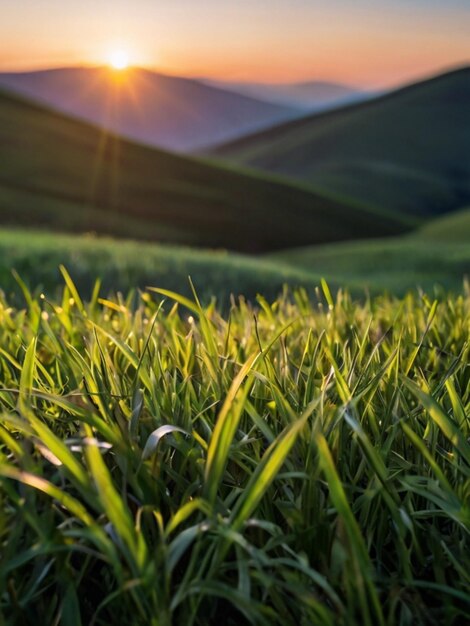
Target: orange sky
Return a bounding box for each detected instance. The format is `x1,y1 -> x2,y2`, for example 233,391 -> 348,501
1,1 -> 469,88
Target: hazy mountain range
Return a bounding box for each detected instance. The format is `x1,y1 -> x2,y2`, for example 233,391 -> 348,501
0,67 -> 373,152
0,67 -> 301,152
201,78 -> 370,110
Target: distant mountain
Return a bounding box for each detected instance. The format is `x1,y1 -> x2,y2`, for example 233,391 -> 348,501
210,67 -> 470,217
202,78 -> 369,111
0,67 -> 302,152
0,88 -> 412,253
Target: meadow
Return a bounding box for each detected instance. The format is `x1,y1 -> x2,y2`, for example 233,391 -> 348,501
270,208 -> 470,294
0,229 -> 319,304
0,52 -> 469,626
1,226 -> 468,304
0,277 -> 469,625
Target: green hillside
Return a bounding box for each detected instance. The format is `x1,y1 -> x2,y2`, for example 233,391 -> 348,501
211,67 -> 470,217
269,237 -> 470,294
0,229 -> 322,302
417,206 -> 470,241
1,228 -> 467,300
0,88 -> 410,253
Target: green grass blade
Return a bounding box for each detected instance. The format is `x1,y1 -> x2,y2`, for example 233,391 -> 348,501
403,378 -> 470,466
204,352 -> 259,505
316,433 -> 384,626
230,411 -> 308,531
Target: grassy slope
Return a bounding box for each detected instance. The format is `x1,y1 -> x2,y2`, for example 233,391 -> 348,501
0,228 -> 468,300
271,239 -> 470,293
417,206 -> 470,241
211,67 -> 470,217
0,89 -> 410,253
269,209 -> 470,293
0,229 -> 321,302
0,287 -> 469,625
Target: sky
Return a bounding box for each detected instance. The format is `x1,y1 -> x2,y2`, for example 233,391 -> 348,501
1,0 -> 469,88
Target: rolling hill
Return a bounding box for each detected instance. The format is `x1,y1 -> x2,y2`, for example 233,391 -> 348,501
0,229 -> 321,302
1,226 -> 467,300
270,237 -> 470,294
0,88 -> 412,253
201,78 -> 368,111
211,67 -> 470,217
269,207 -> 470,294
0,66 -> 301,152
417,206 -> 470,242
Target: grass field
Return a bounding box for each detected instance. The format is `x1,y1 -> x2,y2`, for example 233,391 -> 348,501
270,207 -> 470,295
417,207 -> 470,242
0,63 -> 468,626
0,281 -> 469,625
0,229 -> 322,303
0,228 -> 469,303
211,67 -> 470,217
270,237 -> 470,294
0,88 -> 410,253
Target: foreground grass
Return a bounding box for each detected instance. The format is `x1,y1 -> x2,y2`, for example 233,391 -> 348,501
0,277 -> 469,625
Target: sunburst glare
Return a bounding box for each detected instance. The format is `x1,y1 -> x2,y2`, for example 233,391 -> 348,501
108,49 -> 129,71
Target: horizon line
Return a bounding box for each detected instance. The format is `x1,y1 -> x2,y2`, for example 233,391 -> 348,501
0,60 -> 469,91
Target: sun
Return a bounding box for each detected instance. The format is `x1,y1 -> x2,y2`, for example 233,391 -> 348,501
109,50 -> 129,71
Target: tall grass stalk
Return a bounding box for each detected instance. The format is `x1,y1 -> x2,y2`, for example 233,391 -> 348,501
0,279 -> 469,625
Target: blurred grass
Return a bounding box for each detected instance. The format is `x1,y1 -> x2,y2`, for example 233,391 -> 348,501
1,228 -> 469,304
270,237 -> 470,294
0,228 -> 320,303
417,206 -> 470,242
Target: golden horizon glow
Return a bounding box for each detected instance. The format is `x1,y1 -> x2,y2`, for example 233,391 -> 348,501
108,49 -> 130,71
0,3 -> 469,90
